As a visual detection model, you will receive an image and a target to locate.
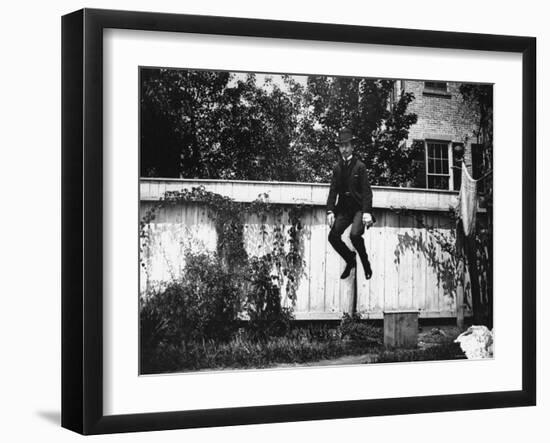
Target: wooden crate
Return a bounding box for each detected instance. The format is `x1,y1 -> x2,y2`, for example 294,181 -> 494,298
383,310 -> 419,348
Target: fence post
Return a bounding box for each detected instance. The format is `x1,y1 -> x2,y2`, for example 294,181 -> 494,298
456,258 -> 465,330
351,269 -> 358,315
455,219 -> 465,331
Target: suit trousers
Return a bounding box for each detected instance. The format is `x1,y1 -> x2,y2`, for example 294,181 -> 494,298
328,208 -> 370,268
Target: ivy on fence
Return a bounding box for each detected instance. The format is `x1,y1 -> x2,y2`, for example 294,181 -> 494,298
139,186 -> 310,305
391,204 -> 491,319
391,206 -> 462,298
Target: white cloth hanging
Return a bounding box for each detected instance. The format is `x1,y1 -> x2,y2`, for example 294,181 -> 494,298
458,162 -> 478,237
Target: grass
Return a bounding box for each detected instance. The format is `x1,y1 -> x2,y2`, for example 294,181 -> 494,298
140,323 -> 467,374
141,323 -> 383,374
376,342 -> 466,363
376,327 -> 466,363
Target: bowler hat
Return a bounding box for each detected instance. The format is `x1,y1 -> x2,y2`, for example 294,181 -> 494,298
335,127 -> 357,144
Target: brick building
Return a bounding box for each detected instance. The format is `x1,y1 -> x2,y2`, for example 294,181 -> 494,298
395,80 -> 490,191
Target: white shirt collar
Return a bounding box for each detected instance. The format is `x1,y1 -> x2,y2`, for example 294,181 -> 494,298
343,155 -> 353,163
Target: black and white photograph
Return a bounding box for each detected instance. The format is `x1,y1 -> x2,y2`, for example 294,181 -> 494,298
2,0 -> 545,440
138,68 -> 494,374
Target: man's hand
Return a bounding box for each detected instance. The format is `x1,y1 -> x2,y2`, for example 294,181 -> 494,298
362,212 -> 374,228
327,212 -> 335,228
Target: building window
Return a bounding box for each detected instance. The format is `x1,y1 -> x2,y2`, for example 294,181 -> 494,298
426,141 -> 451,190
424,81 -> 447,93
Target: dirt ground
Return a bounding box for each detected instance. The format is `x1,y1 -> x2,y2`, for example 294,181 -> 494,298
274,353 -> 378,368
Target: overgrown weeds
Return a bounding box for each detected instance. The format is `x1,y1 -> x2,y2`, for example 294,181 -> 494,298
141,326 -> 382,374
339,313 -> 383,345
376,340 -> 465,363
140,251 -> 464,374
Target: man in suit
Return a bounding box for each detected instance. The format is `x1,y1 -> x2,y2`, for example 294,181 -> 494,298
327,127 -> 375,280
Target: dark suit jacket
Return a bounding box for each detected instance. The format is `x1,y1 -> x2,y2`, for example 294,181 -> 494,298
326,156 -> 373,214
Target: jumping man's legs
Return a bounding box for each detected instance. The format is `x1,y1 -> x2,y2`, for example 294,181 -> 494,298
328,212 -> 355,263
349,211 -> 373,279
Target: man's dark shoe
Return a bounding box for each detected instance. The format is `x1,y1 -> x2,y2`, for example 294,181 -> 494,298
341,253 -> 357,279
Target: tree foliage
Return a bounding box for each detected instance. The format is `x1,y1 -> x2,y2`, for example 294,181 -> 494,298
459,84 -> 493,176
141,68 -> 419,185
294,76 -> 419,184
458,83 -> 493,328
141,69 -> 300,180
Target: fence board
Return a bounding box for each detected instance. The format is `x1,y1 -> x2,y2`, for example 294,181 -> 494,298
338,227 -> 355,314
141,178 -> 459,211
356,220 -> 372,313
413,219 -> 427,313
164,182 -> 183,194
295,211 -> 311,314
439,215 -> 457,314
309,210 -> 327,313
140,181 -> 151,200
397,213 -> 415,310
424,213 -> 440,314
383,212 -> 400,311
324,226 -> 342,315
368,209 -> 385,316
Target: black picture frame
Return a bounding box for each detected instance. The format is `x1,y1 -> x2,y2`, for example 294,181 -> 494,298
61,8 -> 536,435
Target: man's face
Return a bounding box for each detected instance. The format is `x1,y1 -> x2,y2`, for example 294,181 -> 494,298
339,141 -> 353,159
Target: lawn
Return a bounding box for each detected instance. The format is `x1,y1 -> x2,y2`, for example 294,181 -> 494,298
140,320 -> 466,374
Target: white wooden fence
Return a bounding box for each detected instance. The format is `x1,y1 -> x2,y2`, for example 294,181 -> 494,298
140,178 -> 473,320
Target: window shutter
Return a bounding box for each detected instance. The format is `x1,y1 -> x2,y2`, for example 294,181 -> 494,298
411,140 -> 426,188
471,143 -> 486,195
452,143 -> 464,191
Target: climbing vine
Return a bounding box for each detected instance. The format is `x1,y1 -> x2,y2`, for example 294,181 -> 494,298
391,203 -> 491,317
140,186 -> 309,305
391,206 -> 462,298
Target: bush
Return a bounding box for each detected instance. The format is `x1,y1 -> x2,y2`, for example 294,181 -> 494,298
140,252 -> 243,372
245,255 -> 293,340
338,313 -> 383,345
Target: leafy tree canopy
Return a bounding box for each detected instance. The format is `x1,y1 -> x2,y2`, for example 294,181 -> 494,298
141,68 -> 419,185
